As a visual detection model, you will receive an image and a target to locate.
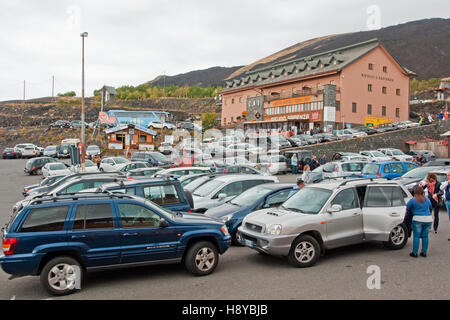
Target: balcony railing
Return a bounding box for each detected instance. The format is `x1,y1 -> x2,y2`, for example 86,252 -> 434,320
264,86 -> 340,102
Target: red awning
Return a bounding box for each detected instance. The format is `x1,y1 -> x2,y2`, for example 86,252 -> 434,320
405,141 -> 416,145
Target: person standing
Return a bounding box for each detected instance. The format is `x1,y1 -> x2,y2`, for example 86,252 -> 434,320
419,115 -> 424,126
440,172 -> 450,240
406,185 -> 433,257
320,154 -> 327,165
420,173 -> 441,234
301,165 -> 312,184
291,154 -> 298,175
310,156 -> 319,170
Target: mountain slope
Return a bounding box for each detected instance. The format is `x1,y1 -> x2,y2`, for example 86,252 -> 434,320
228,18 -> 450,80
147,66 -> 243,87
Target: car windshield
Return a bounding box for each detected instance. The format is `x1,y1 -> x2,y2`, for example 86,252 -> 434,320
41,175 -> 65,186
49,163 -> 66,170
193,179 -> 225,197
281,187 -> 332,214
150,152 -> 167,161
85,160 -> 95,167
362,164 -> 380,175
371,151 -> 385,157
114,157 -> 128,164
392,150 -> 404,156
402,167 -> 436,179
87,146 -> 99,150
230,186 -> 270,206
341,162 -> 365,172
45,146 -> 57,151
270,135 -> 288,143
184,176 -> 212,192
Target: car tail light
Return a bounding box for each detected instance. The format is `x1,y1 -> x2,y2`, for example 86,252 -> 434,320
127,177 -> 133,180
12,152 -> 15,154
377,173 -> 381,177
188,209 -> 192,213
2,238 -> 18,255
223,169 -> 226,173
334,166 -> 338,172
22,150 -> 25,154
269,163 -> 273,167
31,166 -> 35,171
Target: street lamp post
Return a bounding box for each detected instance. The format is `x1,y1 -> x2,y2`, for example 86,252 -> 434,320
80,32 -> 88,172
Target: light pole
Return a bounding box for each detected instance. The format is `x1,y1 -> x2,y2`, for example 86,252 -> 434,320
80,32 -> 88,172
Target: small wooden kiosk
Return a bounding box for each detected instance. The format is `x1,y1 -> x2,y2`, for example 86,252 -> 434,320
105,124 -> 157,157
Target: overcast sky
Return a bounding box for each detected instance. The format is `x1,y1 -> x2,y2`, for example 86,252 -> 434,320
0,0 -> 448,101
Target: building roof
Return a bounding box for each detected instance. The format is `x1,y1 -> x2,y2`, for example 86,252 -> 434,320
104,124 -> 157,136
102,85 -> 118,95
222,39 -> 414,93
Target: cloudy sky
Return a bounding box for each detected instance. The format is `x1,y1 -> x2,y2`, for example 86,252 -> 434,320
0,0 -> 448,100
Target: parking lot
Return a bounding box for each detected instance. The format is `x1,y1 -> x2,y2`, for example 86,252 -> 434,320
0,159 -> 449,300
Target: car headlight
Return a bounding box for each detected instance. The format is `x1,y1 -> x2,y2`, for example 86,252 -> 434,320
221,214 -> 233,223
266,224 -> 282,235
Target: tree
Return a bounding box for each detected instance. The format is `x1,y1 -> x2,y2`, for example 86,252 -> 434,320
201,113 -> 219,131
57,91 -> 76,97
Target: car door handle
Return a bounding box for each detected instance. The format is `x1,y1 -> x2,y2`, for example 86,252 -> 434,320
390,213 -> 400,217
71,235 -> 86,239
123,232 -> 138,237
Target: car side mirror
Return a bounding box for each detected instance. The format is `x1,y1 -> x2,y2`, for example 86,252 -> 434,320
327,204 -> 342,213
218,193 -> 227,200
263,203 -> 270,209
159,219 -> 170,228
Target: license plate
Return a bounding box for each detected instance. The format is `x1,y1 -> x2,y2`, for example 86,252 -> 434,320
243,239 -> 254,248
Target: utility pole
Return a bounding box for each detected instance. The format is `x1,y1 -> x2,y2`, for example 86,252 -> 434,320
52,76 -> 55,100
23,80 -> 26,103
80,32 -> 88,172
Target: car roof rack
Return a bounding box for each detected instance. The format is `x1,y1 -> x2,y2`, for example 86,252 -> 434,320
337,177 -> 390,187
29,192 -> 136,205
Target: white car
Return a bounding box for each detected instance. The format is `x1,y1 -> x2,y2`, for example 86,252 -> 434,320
336,129 -> 368,139
148,120 -> 176,130
70,159 -> 100,173
226,143 -> 264,157
42,162 -> 72,178
99,157 -> 130,172
21,145 -> 39,158
156,166 -> 213,178
398,120 -> 420,129
360,150 -> 392,162
159,142 -> 173,155
377,148 -> 413,162
191,175 -> 279,213
14,143 -> 36,157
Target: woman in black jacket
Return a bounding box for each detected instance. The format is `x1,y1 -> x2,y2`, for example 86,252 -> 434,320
420,173 -> 442,234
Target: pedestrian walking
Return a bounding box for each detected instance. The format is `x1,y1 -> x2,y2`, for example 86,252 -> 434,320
301,165 -> 312,184
405,185 -> 433,257
291,154 -> 298,175
420,173 -> 441,234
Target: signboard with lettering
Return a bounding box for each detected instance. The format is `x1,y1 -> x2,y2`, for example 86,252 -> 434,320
272,96 -> 311,107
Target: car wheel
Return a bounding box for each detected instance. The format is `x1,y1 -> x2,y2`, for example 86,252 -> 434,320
287,235 -> 320,268
40,256 -> 82,296
36,168 -> 42,175
185,241 -> 219,276
384,223 -> 408,250
232,228 -> 243,246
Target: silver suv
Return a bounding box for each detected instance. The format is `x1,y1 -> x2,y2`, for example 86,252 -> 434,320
238,178 -> 411,267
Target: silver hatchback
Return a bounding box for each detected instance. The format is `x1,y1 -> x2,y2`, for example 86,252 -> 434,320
238,179 -> 411,267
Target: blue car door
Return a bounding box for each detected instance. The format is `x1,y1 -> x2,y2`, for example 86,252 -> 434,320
389,162 -> 406,179
117,202 -> 180,264
68,202 -> 122,268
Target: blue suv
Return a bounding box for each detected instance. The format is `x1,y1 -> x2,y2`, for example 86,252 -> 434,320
1,193 -> 231,296
361,161 -> 418,180
97,178 -> 192,212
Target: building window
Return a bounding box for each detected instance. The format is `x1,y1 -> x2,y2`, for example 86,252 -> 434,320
231,117 -> 234,122
382,87 -> 387,94
368,104 -> 372,115
336,101 -> 340,111
396,89 -> 401,96
396,108 -> 400,118
239,97 -> 242,103
231,98 -> 235,104
368,63 -> 373,70
352,102 -> 357,113
139,135 -> 147,143
368,84 -> 372,92
382,106 -> 386,116
223,118 -> 226,124
383,66 -> 388,73
293,88 -> 297,94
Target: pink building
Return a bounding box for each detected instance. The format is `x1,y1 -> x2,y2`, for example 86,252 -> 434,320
220,39 -> 416,132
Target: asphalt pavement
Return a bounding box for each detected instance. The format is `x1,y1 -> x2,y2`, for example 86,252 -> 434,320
0,159 -> 449,300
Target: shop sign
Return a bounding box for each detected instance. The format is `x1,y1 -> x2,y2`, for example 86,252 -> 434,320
312,112 -> 320,120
